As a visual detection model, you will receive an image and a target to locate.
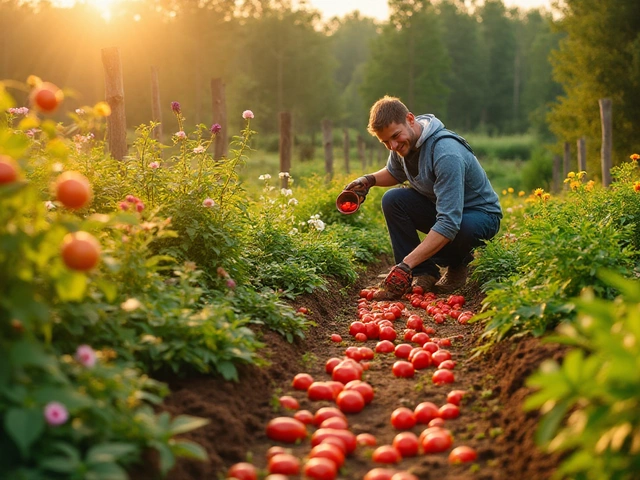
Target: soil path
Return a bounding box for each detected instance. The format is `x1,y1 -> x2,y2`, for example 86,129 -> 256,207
160,259 -> 564,479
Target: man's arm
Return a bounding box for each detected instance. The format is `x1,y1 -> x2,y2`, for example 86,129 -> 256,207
370,167 -> 400,187
402,230 -> 450,270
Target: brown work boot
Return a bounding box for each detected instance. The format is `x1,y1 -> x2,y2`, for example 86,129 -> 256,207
413,274 -> 439,293
434,265 -> 469,293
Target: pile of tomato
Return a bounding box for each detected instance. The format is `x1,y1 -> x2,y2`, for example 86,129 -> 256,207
337,201 -> 358,213
226,286 -> 480,480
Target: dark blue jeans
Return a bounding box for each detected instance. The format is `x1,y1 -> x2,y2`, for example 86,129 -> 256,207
381,187 -> 501,278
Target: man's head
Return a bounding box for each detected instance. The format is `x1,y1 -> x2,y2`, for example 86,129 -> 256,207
368,96 -> 421,157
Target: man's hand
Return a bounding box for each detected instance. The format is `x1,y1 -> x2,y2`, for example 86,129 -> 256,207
381,262 -> 413,297
344,174 -> 376,202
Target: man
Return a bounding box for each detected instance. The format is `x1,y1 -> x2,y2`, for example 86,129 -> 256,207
345,96 -> 502,300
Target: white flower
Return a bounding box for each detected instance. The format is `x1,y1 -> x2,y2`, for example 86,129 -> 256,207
193,145 -> 205,154
279,172 -> 290,179
75,108 -> 85,115
307,214 -> 325,232
121,298 -> 142,312
242,110 -> 254,119
281,188 -> 293,197
149,161 -> 160,169
259,174 -> 271,181
288,198 -> 298,206
288,228 -> 299,235
45,200 -> 56,210
202,197 -> 215,208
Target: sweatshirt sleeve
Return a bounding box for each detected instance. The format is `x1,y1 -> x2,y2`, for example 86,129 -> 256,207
430,149 -> 465,240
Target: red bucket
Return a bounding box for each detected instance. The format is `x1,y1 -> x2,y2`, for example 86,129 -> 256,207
336,190 -> 362,214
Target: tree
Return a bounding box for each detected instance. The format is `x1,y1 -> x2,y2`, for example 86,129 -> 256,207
548,0 -> 640,173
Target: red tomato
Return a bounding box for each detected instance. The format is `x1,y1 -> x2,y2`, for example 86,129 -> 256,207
268,453 -> 300,475
266,417 -> 307,443
410,332 -> 430,345
294,409 -> 314,425
227,462 -> 257,480
298,306 -> 309,314
422,341 -> 439,353
421,429 -> 453,454
448,445 -> 478,464
344,380 -> 374,405
379,326 -> 397,342
309,443 -> 345,468
438,359 -> 456,370
292,373 -> 314,391
391,472 -> 419,480
402,329 -> 416,342
392,360 -> 415,378
428,417 -> 446,428
359,347 -> 375,360
61,232 -> 101,271
375,340 -> 395,354
438,338 -> 452,347
414,402 -> 440,424
438,403 -> 460,420
0,156 -> 18,184
303,457 -> 337,480
320,416 -> 349,430
371,445 -> 401,464
311,428 -> 357,454
447,294 -> 465,306
332,362 -> 361,384
364,468 -> 397,480
55,171 -> 92,209
355,332 -> 368,342
390,407 -> 416,430
319,436 -> 347,455
356,433 -> 377,447
330,333 -> 342,343
392,432 -> 419,457
432,369 -> 455,385
447,390 -> 466,406
325,357 -> 342,374
411,350 -> 432,370
266,446 -> 287,460
30,82 -> 63,112
345,346 -> 363,361
394,343 -> 413,359
308,382 -> 335,401
349,321 -> 367,337
458,313 -> 473,324
365,322 -> 380,339
336,389 -> 365,414
360,289 -> 370,298
313,407 -> 346,427
431,349 -> 452,366
389,305 -> 402,318
406,315 -> 423,331
326,381 -> 344,398
279,395 -> 300,410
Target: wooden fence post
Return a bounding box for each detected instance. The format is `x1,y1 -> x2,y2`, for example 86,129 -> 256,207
357,134 -> 366,171
343,128 -> 350,175
322,119 -> 333,179
211,78 -> 228,159
577,137 -> 586,180
150,66 -> 162,142
552,154 -> 561,193
599,98 -> 612,187
563,141 -> 571,184
279,111 -> 292,189
368,141 -> 374,166
101,46 -> 127,160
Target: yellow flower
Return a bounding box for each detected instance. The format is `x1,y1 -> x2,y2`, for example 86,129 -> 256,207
586,180 -> 595,191
542,193 -> 551,201
578,171 -> 587,180
93,101 -> 111,117
26,75 -> 42,87
518,191 -> 525,197
570,181 -> 580,191
534,188 -> 544,197
634,181 -> 640,192
567,171 -> 576,179
502,189 -> 507,195
508,187 -> 514,193
630,153 -> 639,161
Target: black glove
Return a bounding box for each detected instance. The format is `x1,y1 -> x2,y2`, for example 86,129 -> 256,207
344,174 -> 376,202
382,262 -> 413,297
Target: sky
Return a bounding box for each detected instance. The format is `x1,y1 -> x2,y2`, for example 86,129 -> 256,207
302,0 -> 553,21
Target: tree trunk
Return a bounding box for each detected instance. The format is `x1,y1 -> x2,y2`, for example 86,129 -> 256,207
280,111 -> 292,189
599,98 -> 612,187
211,78 -> 228,159
101,47 -> 127,161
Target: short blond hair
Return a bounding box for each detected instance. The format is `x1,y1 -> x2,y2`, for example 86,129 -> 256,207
367,96 -> 409,135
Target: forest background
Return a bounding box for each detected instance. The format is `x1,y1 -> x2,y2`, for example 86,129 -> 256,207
0,0 -> 639,186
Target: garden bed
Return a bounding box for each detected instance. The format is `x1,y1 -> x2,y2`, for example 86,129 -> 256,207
157,259 -> 565,479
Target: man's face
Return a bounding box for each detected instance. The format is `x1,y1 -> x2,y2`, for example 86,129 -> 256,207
374,113 -> 419,157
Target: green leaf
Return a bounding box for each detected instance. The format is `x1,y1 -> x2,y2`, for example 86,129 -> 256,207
39,455 -> 80,474
535,398 -> 571,444
216,361 -> 238,381
86,443 -> 138,465
169,439 -> 208,461
169,415 -> 210,436
151,440 -> 175,475
55,270 -> 87,302
95,278 -> 118,303
9,340 -> 51,369
4,407 -> 46,459
85,461 -> 128,480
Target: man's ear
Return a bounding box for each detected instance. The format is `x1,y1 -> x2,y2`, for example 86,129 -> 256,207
406,112 -> 415,125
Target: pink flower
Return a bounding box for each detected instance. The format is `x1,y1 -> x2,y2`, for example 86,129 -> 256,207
119,201 -> 129,211
44,402 -> 69,426
149,161 -> 160,169
175,131 -> 186,140
126,195 -> 138,203
226,278 -> 236,289
202,197 -> 215,208
171,101 -> 181,114
193,146 -> 205,154
75,344 -> 96,367
136,202 -> 145,212
210,123 -> 222,134
242,110 -> 254,120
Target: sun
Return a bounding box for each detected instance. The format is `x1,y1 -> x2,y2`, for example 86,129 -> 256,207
53,0 -> 119,21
